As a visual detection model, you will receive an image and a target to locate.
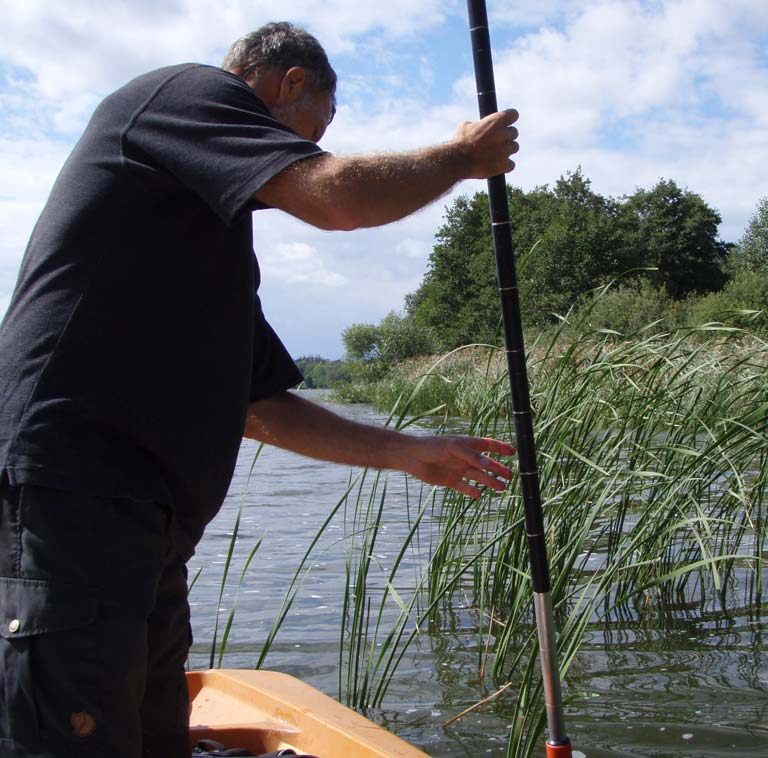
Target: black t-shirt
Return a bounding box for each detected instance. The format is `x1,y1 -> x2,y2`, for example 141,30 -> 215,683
0,64 -> 324,558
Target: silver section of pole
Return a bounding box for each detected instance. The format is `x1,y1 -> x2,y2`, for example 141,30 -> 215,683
533,591 -> 567,745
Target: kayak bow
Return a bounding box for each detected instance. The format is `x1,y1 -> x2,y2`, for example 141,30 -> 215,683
187,669 -> 429,757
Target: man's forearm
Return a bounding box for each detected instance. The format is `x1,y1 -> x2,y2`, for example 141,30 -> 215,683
316,144 -> 469,229
244,391 -> 410,470
256,145 -> 466,232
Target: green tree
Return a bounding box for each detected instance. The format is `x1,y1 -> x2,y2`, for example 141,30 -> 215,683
375,311 -> 437,364
516,169 -> 625,323
618,179 -> 728,297
730,196 -> 768,275
406,192 -> 497,348
342,311 -> 437,380
681,269 -> 768,331
408,169 -> 628,346
294,356 -> 352,388
402,172 -> 733,353
341,323 -> 381,362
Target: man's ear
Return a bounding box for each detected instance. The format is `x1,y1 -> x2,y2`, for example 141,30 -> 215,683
277,66 -> 307,104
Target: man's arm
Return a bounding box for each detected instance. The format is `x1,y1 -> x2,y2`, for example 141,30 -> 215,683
254,110 -> 519,231
244,392 -> 515,499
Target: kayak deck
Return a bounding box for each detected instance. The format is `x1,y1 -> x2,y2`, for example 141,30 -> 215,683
187,669 -> 430,757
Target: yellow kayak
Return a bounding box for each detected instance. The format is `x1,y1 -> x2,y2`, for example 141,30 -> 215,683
188,669 -> 430,757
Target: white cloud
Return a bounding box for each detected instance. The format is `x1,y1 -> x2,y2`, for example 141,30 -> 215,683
490,0 -> 594,29
0,138 -> 70,299
0,0 -> 454,138
261,241 -> 346,286
0,1 -> 452,86
396,238 -> 431,259
250,206 -> 454,356
485,0 -> 768,141
1,1 -> 767,353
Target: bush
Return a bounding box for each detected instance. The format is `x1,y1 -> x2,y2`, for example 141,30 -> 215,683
577,280 -> 673,335
678,269 -> 767,331
729,196 -> 768,275
341,311 -> 439,387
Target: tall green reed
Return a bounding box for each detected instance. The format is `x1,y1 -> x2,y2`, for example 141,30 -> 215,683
199,445 -> 265,668
328,317 -> 767,754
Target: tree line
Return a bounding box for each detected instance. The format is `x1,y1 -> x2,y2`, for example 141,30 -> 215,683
294,355 -> 351,388
342,170 -> 768,371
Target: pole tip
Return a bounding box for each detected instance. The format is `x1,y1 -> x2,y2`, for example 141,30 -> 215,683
546,738 -> 573,757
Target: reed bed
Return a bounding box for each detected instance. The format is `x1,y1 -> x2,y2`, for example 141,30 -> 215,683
330,323 -> 767,755
205,321 -> 767,757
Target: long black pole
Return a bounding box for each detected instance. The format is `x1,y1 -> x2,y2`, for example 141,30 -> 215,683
466,2 -> 572,755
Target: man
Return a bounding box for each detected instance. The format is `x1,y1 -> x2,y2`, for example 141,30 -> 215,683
0,21 -> 518,758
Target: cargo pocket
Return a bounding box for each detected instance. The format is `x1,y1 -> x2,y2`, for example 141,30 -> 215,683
0,576 -> 103,745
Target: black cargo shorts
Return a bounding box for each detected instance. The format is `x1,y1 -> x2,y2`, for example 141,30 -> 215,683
0,481 -> 192,758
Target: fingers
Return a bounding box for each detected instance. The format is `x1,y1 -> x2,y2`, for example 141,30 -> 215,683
450,467 -> 505,499
482,112 -> 519,148
408,434 -> 516,499
450,476 -> 484,499
451,439 -> 515,478
463,436 -> 516,460
488,110 -> 519,143
503,108 -> 519,124
468,467 -> 508,491
491,108 -> 519,126
456,450 -> 512,482
445,436 -> 516,498
470,435 -> 516,453
477,454 -> 513,480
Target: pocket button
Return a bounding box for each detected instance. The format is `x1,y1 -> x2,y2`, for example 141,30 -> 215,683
8,618 -> 20,633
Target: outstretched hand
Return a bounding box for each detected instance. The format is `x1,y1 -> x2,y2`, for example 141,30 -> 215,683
399,435 -> 516,499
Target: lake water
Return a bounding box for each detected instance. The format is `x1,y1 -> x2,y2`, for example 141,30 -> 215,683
187,391 -> 768,757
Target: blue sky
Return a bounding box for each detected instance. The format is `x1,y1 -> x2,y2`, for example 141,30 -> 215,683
1,0 -> 767,358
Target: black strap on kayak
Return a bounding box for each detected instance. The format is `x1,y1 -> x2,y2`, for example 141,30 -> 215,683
191,741 -> 255,757
192,742 -> 319,758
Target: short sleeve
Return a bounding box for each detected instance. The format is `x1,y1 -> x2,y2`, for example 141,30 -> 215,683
121,65 -> 326,225
250,297 -> 304,401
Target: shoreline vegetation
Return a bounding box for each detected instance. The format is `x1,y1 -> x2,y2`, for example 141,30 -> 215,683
332,179 -> 767,412
335,322 -> 767,755
332,316 -> 767,418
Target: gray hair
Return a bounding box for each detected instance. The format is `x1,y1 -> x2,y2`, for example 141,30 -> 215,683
223,22 -> 337,98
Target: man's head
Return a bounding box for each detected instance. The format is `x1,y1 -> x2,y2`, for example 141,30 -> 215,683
223,22 -> 337,143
